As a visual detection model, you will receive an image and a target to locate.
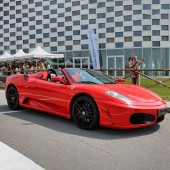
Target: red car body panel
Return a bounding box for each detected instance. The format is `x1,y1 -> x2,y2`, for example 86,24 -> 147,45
5,69 -> 167,129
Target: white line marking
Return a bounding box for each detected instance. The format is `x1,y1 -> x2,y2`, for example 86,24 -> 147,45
0,142 -> 45,170
0,110 -> 27,115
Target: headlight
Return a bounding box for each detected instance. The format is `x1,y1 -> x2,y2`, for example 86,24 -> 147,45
105,91 -> 132,103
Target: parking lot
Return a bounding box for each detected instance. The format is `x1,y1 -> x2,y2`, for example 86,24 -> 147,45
0,89 -> 170,170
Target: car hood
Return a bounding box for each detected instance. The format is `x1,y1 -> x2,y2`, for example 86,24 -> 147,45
100,84 -> 165,105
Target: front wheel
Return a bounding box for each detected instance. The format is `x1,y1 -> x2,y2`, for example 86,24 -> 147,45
6,86 -> 20,110
71,96 -> 99,130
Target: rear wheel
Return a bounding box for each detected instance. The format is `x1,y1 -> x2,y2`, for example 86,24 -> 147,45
7,86 -> 20,110
71,96 -> 99,130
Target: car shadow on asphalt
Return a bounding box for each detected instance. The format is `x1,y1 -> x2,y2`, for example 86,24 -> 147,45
3,108 -> 161,140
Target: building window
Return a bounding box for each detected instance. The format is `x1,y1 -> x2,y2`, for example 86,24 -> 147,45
124,37 -> 132,42
124,15 -> 132,21
97,13 -> 106,18
152,19 -> 160,25
107,17 -> 114,23
134,41 -> 142,47
143,4 -> 151,10
30,44 -> 36,48
143,25 -> 151,30
73,40 -> 80,45
115,22 -> 123,27
124,26 -> 132,32
66,45 -> 72,50
143,14 -> 151,19
97,2 -> 105,8
161,25 -> 169,30
115,11 -> 123,17
98,23 -> 105,28
133,0 -> 141,5
81,44 -> 88,49
43,42 -> 50,47
115,42 -> 123,48
133,20 -> 141,26
99,33 -> 105,38
152,0 -> 160,4
152,41 -> 160,46
66,36 -> 72,41
143,36 -> 151,41
133,31 -> 141,36
115,32 -> 123,37
162,4 -> 170,9
115,1 -> 123,6
51,47 -> 57,51
133,10 -> 142,15
51,37 -> 57,42
162,36 -> 169,41
58,41 -> 65,46
152,30 -> 160,36
107,38 -> 114,43
73,30 -> 80,35
124,5 -> 132,11
107,27 -> 114,33
161,14 -> 169,19
107,7 -> 114,12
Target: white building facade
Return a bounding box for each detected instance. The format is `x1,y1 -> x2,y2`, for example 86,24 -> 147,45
0,0 -> 170,76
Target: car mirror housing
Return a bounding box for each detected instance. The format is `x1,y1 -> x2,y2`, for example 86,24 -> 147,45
115,78 -> 125,84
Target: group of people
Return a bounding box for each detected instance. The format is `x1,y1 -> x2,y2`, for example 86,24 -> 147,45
0,60 -> 52,76
128,55 -> 145,85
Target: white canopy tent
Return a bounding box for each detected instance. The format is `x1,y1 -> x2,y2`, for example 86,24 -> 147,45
13,49 -> 30,60
0,52 -> 14,62
20,46 -> 64,59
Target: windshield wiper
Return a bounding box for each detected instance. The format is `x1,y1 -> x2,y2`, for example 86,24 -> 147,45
77,81 -> 98,84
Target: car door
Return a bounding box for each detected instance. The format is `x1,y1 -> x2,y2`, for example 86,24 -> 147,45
32,79 -> 71,116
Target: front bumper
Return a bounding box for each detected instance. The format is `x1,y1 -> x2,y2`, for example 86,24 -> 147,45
95,99 -> 167,129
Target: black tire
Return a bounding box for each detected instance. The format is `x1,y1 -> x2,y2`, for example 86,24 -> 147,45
6,86 -> 20,110
71,96 -> 99,130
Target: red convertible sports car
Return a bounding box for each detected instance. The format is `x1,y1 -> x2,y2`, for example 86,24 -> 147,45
5,68 -> 167,130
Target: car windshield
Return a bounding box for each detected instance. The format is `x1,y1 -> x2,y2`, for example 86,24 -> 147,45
66,68 -> 116,84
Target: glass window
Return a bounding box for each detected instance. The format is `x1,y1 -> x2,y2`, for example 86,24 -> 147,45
89,8 -> 96,14
81,15 -> 88,20
133,31 -> 141,36
58,32 -> 64,36
30,26 -> 35,30
152,0 -> 160,4
81,25 -> 88,30
58,22 -> 64,27
143,14 -> 151,19
115,1 -> 123,6
81,4 -> 88,10
81,44 -> 88,49
81,34 -> 88,40
124,15 -> 132,21
58,13 -> 64,18
107,27 -> 114,33
10,32 -> 15,36
16,27 -> 22,31
51,47 -> 57,51
10,41 -> 15,45
43,15 -> 49,19
124,5 -> 132,10
4,28 -> 9,33
161,14 -> 169,19
107,38 -> 114,43
73,30 -> 80,35
124,37 -> 132,42
97,2 -> 105,8
58,41 -> 65,46
97,13 -> 106,18
23,31 -> 28,35
73,20 -> 80,25
30,34 -> 35,39
50,18 -> 57,23
43,24 -> 49,29
98,23 -> 105,28
4,20 -> 9,24
23,22 -> 28,26
115,22 -> 123,27
72,1 -> 80,6
66,45 -> 72,50
99,33 -> 105,38
23,13 -> 28,17
51,9 -> 57,14
30,43 -> 36,48
51,37 -> 57,42
16,1 -> 21,5
143,25 -> 151,30
58,3 -> 64,8
133,10 -> 142,15
65,16 -> 72,21
134,41 -> 142,47
65,26 -> 72,31
152,41 -> 160,46
115,32 -> 123,37
43,6 -> 49,10
50,0 -> 57,5
29,8 -> 35,13
133,20 -> 141,26
66,7 -> 71,12
99,43 -> 106,49
23,40 -> 29,44
107,17 -> 114,23
152,9 -> 160,15
66,36 -> 72,41
152,30 -> 160,36
134,0 -> 141,5
162,36 -> 169,41
89,0 -> 97,4
161,25 -> 169,30
124,26 -> 132,32
143,36 -> 151,41
35,2 -> 42,7
72,10 -> 80,16
43,42 -> 50,47
115,11 -> 123,17
36,20 -> 42,25
143,4 -> 151,10
73,40 -> 80,45
107,7 -> 114,12
161,4 -> 170,9
36,38 -> 42,43
29,16 -> 35,21
51,28 -> 57,32
43,33 -> 49,38
152,19 -> 160,25
115,42 -> 123,48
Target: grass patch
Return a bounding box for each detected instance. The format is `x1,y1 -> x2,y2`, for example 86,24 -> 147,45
124,77 -> 170,100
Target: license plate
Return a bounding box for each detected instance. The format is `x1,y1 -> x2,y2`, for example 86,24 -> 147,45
158,109 -> 167,117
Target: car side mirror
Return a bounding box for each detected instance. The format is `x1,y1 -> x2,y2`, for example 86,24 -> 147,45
115,78 -> 125,84
52,76 -> 68,84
